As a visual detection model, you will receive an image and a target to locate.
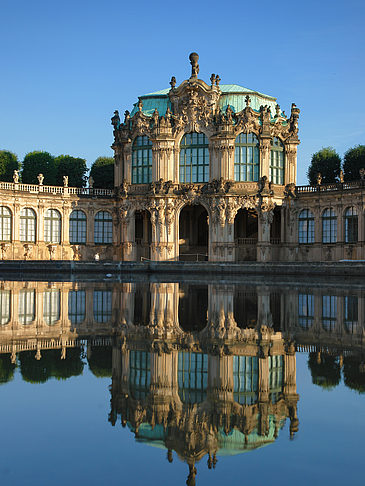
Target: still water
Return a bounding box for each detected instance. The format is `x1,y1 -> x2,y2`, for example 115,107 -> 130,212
0,278 -> 364,486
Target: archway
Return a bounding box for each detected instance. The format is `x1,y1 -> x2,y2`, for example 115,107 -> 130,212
234,208 -> 258,261
135,210 -> 152,261
179,204 -> 208,261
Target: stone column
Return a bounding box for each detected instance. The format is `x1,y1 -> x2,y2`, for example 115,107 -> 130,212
284,145 -> 298,185
151,138 -> 175,182
259,139 -> 271,180
210,137 -> 235,180
120,201 -> 135,261
257,203 -> 274,262
209,197 -> 236,262
150,198 -> 177,261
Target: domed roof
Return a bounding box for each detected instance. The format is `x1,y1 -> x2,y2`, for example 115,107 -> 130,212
130,84 -> 277,118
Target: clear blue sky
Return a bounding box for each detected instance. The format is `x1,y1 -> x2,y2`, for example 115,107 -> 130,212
1,0 -> 364,184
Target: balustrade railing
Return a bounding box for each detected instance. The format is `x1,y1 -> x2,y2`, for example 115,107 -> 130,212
0,181 -> 114,197
296,180 -> 365,194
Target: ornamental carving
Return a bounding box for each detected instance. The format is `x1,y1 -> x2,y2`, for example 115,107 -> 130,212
119,200 -> 132,225
210,198 -> 226,227
172,87 -> 214,133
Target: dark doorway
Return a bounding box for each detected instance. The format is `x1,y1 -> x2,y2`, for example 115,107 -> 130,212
135,210 -> 152,261
179,205 -> 208,261
234,209 -> 258,261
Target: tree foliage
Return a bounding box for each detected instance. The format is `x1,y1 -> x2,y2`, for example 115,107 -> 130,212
307,147 -> 341,185
21,151 -> 57,185
55,155 -> 88,187
0,150 -> 20,182
343,145 -> 365,181
87,345 -> 112,377
90,157 -> 114,189
0,354 -> 16,384
307,352 -> 341,390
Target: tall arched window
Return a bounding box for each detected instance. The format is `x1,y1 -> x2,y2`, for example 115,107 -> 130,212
322,208 -> 337,243
93,290 -> 112,323
0,290 -> 11,326
233,355 -> 258,405
43,290 -> 60,326
298,293 -> 314,329
322,295 -> 337,332
270,137 -> 285,184
20,208 -> 36,243
44,209 -> 61,243
179,132 -> 209,183
344,207 -> 358,243
178,351 -> 208,403
94,211 -> 112,244
68,290 -> 86,324
0,207 -> 12,242
18,289 -> 35,325
234,133 -> 259,182
69,210 -> 87,244
298,209 -> 314,243
132,136 -> 152,184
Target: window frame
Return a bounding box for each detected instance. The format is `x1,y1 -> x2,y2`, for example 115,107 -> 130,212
179,132 -> 210,183
270,137 -> 285,185
344,207 -> 358,243
234,132 -> 260,182
322,208 -> 337,244
94,211 -> 112,244
20,208 -> 36,243
0,206 -> 12,242
44,209 -> 61,244
298,209 -> 315,244
69,210 -> 87,244
132,136 -> 152,184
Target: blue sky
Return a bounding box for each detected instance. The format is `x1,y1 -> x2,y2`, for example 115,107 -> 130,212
1,0 -> 364,184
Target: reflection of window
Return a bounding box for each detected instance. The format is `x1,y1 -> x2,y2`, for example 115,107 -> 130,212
344,207 -> 358,243
20,208 -> 36,242
180,132 -> 209,183
0,290 -> 11,325
233,356 -> 258,405
269,355 -> 283,403
93,290 -> 112,323
19,290 -> 35,325
94,211 -> 112,244
0,207 -> 12,242
298,209 -> 314,244
44,209 -> 61,243
322,295 -> 337,331
344,295 -> 358,333
43,290 -> 60,326
132,136 -> 152,184
298,294 -> 314,329
178,352 -> 208,403
270,137 -> 284,185
322,209 -> 337,243
69,210 -> 87,244
234,133 -> 259,182
68,290 -> 86,324
129,350 -> 150,400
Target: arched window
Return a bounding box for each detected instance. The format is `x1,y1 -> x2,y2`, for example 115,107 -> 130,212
18,289 -> 35,325
0,290 -> 11,326
132,136 -> 152,184
69,210 -> 87,244
129,350 -> 151,400
344,295 -> 358,334
68,290 -> 86,324
93,290 -> 112,323
179,132 -> 209,183
94,211 -> 112,244
298,209 -> 314,243
344,207 -> 358,243
234,133 -> 259,182
44,209 -> 61,243
0,207 -> 12,242
270,137 -> 284,184
233,355 -> 258,405
322,208 -> 337,243
20,208 -> 36,243
43,290 -> 60,326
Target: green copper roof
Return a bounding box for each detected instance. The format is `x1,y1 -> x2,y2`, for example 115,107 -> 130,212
130,83 -> 277,117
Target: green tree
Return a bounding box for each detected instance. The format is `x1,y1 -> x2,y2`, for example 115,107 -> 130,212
87,345 -> 112,377
343,145 -> 365,181
343,356 -> 365,393
0,354 -> 16,384
55,155 -> 88,187
307,147 -> 341,185
90,156 -> 114,189
21,151 -> 57,185
0,150 -> 20,182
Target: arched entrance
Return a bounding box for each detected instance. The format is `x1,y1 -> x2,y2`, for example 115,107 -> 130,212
179,204 -> 208,261
135,210 -> 152,261
234,209 -> 258,261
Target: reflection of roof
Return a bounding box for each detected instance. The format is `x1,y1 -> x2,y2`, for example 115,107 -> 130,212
127,415 -> 284,458
130,83 -> 277,117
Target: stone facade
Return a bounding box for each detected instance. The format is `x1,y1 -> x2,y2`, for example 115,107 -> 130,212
0,53 -> 364,262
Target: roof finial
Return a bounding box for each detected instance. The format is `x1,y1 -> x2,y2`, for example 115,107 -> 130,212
189,52 -> 199,78
170,76 -> 176,88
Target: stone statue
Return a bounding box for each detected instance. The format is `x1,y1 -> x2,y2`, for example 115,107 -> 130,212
124,110 -> 130,124
215,74 -> 221,86
111,110 -> 120,129
339,170 -> 344,183
137,99 -> 143,112
170,76 -> 176,88
317,173 -> 322,185
152,108 -> 159,127
210,73 -> 216,86
37,173 -> 44,185
88,176 -> 94,188
13,170 -> 19,183
275,104 -> 281,117
245,95 -> 251,107
121,179 -> 128,197
63,175 -> 68,187
359,168 -> 365,180
189,52 -> 199,77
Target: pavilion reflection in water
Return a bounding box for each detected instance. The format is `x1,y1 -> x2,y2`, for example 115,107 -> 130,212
0,280 -> 364,484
